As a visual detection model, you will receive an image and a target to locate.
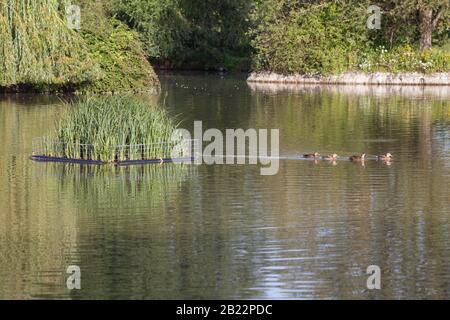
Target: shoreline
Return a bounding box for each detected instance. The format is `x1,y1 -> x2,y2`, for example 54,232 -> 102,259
247,72 -> 450,86
247,82 -> 450,98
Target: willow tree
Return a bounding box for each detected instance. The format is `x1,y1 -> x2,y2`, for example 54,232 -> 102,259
0,0 -> 99,90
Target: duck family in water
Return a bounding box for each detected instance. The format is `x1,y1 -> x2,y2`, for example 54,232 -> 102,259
302,152 -> 393,164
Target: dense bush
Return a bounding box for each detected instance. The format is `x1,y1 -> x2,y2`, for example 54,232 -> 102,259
249,1 -> 371,75
77,1 -> 159,93
249,0 -> 450,75
112,0 -> 252,70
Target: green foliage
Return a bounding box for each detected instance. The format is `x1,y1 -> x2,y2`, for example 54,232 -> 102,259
249,0 -> 450,75
112,0 -> 252,70
112,0 -> 183,61
249,1 -> 370,75
359,45 -> 450,73
439,39 -> 450,52
51,96 -> 179,162
2,0 -> 449,84
0,0 -> 100,90
77,1 -> 159,93
373,1 -> 450,48
0,0 -> 159,93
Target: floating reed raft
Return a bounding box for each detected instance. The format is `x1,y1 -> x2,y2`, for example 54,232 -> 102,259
31,138 -> 197,165
30,96 -> 197,165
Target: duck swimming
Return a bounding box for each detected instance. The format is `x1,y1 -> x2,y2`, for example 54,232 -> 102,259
303,152 -> 320,159
349,153 -> 366,161
322,154 -> 338,161
377,153 -> 393,161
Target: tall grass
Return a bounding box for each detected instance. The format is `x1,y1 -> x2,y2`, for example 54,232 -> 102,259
50,96 -> 180,162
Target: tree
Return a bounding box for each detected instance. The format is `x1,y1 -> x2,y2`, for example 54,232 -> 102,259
112,0 -> 253,70
417,1 -> 448,50
389,0 -> 449,50
0,0 -> 99,89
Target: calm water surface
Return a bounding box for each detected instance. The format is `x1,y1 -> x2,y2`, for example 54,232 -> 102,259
0,73 -> 449,299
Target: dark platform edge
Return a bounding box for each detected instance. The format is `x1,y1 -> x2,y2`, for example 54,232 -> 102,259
30,155 -> 196,166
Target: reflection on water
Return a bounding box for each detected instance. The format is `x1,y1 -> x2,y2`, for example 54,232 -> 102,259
247,81 -> 450,99
0,74 -> 449,299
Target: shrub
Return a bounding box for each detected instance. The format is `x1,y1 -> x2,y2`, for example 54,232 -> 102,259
75,0 -> 160,93
249,1 -> 370,75
112,0 -> 252,70
359,45 -> 450,73
249,0 -> 450,75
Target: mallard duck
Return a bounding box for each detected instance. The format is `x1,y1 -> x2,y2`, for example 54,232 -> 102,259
303,152 -> 320,159
377,153 -> 393,161
322,153 -> 338,161
349,153 -> 366,161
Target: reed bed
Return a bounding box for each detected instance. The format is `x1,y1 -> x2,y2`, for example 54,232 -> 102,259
42,96 -> 182,162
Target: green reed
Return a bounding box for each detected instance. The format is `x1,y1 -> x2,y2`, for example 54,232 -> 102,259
50,96 -> 180,162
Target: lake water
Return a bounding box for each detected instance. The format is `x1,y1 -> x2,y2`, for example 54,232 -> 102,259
0,73 -> 449,299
